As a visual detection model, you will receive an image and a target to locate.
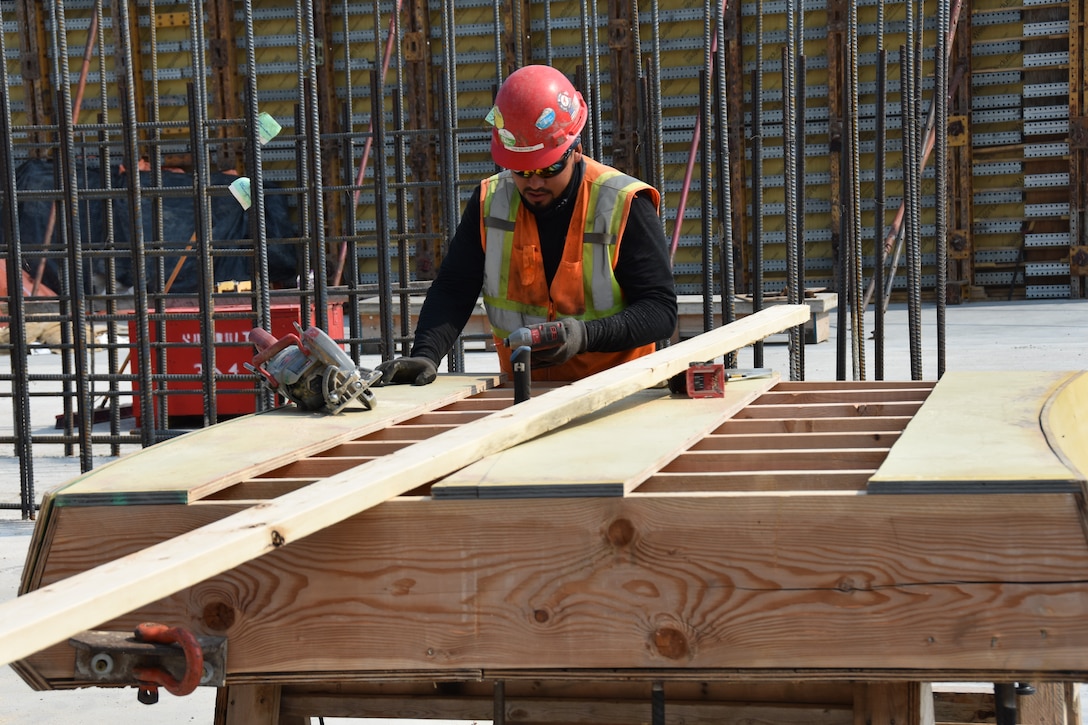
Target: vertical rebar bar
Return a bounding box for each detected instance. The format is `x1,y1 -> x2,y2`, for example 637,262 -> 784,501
589,0 -> 604,159
715,0 -> 736,367
700,3 -> 713,332
649,0 -> 665,225
302,0 -> 330,329
243,0 -> 270,339
579,0 -> 600,159
493,0 -> 504,79
847,0 -> 863,380
115,0 -> 155,447
908,7 -> 924,381
0,4 -> 36,518
751,0 -> 765,367
782,6 -> 801,380
544,0 -> 555,65
874,49 -> 887,380
935,0 -> 950,377
146,0 -> 169,435
187,0 -> 218,428
874,0 -> 887,380
52,0 -> 94,469
371,6 -> 395,361
901,44 -> 923,380
391,3 -> 410,363
439,0 -> 464,372
513,0 -> 525,68
795,52 -> 807,377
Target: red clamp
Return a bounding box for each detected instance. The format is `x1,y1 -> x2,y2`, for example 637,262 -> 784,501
685,363 -> 726,398
132,622 -> 204,703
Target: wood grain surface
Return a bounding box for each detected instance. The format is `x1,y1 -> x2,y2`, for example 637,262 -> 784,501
21,491 -> 1088,680
869,370 -> 1086,493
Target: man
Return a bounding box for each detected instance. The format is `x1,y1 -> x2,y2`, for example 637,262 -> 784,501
377,64 -> 677,385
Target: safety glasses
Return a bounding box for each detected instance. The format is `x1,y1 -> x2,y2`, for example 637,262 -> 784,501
510,143 -> 577,179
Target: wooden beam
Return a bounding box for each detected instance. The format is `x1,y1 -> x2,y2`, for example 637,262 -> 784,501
0,304 -> 809,668
279,692 -> 854,723
853,682 -> 934,725
215,684 -> 306,725
1016,682 -> 1078,725
20,490 -> 1088,680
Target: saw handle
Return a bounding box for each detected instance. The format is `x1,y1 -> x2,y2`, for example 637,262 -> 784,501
247,329 -> 308,390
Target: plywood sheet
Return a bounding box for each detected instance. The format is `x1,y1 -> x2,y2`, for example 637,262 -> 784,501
51,374 -> 502,507
868,370 -> 1085,494
432,375 -> 780,499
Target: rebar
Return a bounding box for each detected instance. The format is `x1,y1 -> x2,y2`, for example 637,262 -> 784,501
700,3 -> 714,332
439,0 -> 464,372
935,0 -> 950,377
874,49 -> 887,380
782,1 -> 801,380
847,0 -> 863,380
751,0 -> 765,368
0,4 -> 35,518
715,0 -> 737,368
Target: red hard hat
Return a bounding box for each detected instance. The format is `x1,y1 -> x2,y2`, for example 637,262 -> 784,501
486,65 -> 588,171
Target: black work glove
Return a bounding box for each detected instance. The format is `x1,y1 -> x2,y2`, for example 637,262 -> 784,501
375,356 -> 438,386
532,318 -> 588,368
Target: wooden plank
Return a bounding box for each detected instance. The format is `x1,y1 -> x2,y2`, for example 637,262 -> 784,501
17,490 -> 1088,679
633,470 -> 874,491
432,375 -> 780,499
752,389 -> 933,405
869,371 -> 1087,494
658,448 -> 891,472
279,692 -> 854,723
1016,682 -> 1077,725
50,374 -> 503,506
215,684 -> 290,725
692,431 -> 901,450
1,304 -> 810,669
773,381 -> 935,391
735,402 -> 925,419
853,682 -> 934,725
713,416 -> 915,434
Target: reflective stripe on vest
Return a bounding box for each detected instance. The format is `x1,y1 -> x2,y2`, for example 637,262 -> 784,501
479,159 -> 656,340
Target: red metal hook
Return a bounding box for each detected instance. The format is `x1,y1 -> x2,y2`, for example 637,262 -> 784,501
132,622 -> 204,699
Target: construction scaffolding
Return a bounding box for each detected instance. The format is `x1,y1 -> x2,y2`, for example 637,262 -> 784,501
2,0 -> 1087,520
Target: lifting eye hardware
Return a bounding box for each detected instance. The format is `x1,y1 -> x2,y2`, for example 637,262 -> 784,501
69,624 -> 227,705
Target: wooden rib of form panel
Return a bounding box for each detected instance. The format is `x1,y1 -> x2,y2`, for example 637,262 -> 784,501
637,380 -> 933,493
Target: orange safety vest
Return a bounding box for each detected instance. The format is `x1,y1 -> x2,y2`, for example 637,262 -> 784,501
479,157 -> 660,381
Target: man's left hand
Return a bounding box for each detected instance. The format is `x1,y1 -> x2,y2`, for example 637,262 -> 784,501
533,318 -> 587,367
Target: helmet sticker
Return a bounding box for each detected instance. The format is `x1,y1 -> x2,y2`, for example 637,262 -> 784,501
485,105 -> 503,128
535,108 -> 556,130
497,128 -> 515,147
557,91 -> 577,117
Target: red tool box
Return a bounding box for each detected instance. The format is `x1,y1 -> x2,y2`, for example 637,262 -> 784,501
127,303 -> 345,426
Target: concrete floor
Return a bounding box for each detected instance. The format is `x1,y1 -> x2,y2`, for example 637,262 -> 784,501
2,298 -> 1087,723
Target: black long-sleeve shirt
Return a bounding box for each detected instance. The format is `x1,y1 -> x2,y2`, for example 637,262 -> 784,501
409,159 -> 678,364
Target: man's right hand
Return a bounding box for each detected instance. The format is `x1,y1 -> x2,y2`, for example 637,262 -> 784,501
375,356 -> 438,386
